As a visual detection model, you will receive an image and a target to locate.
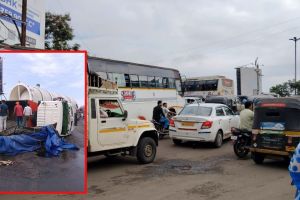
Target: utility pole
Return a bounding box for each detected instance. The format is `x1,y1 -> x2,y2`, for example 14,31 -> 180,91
21,0 -> 27,46
254,58 -> 261,95
289,37 -> 300,95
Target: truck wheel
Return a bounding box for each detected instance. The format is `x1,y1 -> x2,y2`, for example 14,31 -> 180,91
173,139 -> 182,145
136,137 -> 156,164
252,153 -> 265,164
214,131 -> 223,148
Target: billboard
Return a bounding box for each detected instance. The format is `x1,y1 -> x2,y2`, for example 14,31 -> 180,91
0,0 -> 45,48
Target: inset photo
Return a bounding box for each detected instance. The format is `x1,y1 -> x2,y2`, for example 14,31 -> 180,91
0,51 -> 86,193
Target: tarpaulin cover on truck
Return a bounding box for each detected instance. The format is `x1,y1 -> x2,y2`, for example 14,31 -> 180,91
0,125 -> 79,157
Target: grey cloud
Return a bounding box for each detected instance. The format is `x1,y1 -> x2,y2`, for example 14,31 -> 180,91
47,0 -> 300,92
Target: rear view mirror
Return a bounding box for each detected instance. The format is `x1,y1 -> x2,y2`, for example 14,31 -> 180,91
123,110 -> 128,121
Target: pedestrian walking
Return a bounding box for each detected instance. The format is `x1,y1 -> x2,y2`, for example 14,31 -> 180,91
23,103 -> 32,128
14,101 -> 23,128
0,100 -> 9,132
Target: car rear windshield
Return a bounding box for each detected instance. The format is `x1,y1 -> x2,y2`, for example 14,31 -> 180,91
180,106 -> 212,116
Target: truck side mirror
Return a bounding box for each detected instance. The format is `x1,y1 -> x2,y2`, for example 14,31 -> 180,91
123,110 -> 128,121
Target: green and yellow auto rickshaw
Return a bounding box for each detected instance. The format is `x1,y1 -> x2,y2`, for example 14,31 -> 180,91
250,97 -> 300,164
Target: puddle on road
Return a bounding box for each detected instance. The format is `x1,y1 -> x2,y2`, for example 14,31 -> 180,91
142,155 -> 233,177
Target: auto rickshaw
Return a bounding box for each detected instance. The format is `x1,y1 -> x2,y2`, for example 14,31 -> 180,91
250,97 -> 300,164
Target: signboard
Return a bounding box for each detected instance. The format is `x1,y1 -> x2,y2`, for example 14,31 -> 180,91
121,91 -> 136,101
0,0 -> 45,48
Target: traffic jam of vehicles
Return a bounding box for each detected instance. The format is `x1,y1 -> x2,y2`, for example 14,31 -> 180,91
89,57 -> 300,198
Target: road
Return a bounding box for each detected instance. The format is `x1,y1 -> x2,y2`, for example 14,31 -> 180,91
0,119 -> 84,192
2,137 -> 294,200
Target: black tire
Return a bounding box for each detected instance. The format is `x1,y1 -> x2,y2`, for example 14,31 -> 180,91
173,139 -> 182,145
233,140 -> 249,158
252,153 -> 265,164
136,137 -> 157,164
214,131 -> 223,148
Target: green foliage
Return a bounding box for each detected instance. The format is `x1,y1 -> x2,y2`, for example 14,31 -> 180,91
45,12 -> 80,50
270,80 -> 300,96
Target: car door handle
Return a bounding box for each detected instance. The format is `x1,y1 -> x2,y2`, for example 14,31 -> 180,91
101,120 -> 106,123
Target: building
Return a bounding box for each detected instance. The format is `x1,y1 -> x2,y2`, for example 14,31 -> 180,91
236,67 -> 262,96
0,0 -> 45,48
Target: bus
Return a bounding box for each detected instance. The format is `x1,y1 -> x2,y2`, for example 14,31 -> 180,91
88,57 -> 185,120
183,76 -> 234,98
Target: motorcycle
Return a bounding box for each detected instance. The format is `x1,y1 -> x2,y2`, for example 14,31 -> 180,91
152,108 -> 177,139
231,128 -> 252,158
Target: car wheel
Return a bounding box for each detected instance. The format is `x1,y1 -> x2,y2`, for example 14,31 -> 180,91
214,131 -> 223,148
173,139 -> 182,145
136,137 -> 157,164
252,152 -> 265,164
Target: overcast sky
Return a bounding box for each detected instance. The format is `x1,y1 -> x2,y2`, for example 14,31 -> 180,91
47,0 -> 300,92
1,53 -> 84,106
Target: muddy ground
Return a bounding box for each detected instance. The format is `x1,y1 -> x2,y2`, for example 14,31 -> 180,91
0,118 -> 84,192
1,137 -> 294,199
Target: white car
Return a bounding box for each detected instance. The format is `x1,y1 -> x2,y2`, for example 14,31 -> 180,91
169,103 -> 240,147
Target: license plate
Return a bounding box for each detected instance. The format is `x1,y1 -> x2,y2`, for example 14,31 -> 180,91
231,136 -> 237,140
181,122 -> 195,126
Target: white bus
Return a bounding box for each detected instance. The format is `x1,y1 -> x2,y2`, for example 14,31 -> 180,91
183,76 -> 234,98
88,57 -> 185,120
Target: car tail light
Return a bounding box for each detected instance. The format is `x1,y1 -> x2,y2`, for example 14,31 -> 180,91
169,119 -> 175,127
288,136 -> 293,145
201,121 -> 213,129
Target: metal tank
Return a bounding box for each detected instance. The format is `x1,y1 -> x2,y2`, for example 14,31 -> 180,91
9,83 -> 78,109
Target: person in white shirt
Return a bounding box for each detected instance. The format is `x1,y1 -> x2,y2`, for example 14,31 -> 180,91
162,103 -> 170,117
23,104 -> 32,128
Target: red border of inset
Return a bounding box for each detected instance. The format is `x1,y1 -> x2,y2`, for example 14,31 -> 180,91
0,50 -> 88,195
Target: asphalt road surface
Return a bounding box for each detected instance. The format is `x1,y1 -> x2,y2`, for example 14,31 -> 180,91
0,119 -> 84,192
2,137 -> 294,200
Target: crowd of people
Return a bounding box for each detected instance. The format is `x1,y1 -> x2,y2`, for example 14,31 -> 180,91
0,100 -> 33,132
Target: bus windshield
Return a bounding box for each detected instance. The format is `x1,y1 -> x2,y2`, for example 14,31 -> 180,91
185,79 -> 218,92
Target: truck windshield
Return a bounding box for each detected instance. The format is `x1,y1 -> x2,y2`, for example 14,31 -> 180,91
180,106 -> 212,116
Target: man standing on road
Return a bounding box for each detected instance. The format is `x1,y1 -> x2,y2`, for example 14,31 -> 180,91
0,100 -> 9,132
23,103 -> 32,128
14,101 -> 23,128
239,101 -> 254,132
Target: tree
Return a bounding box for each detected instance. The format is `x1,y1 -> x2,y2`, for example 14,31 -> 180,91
270,82 -> 291,97
270,80 -> 300,96
45,12 -> 80,50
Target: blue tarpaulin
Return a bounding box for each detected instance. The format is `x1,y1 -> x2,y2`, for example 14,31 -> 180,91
0,125 -> 79,157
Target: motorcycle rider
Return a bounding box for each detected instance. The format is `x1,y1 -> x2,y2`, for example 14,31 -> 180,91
152,100 -> 169,130
239,101 -> 254,132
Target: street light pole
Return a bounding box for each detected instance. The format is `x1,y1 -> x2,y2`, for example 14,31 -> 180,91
290,37 -> 300,95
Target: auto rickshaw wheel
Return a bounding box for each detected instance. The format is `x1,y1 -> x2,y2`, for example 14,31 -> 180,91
252,152 -> 265,164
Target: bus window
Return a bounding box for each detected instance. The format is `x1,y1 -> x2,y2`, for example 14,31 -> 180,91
205,80 -> 218,91
97,72 -> 107,79
107,73 -> 114,82
175,80 -> 182,92
155,77 -> 163,88
148,76 -> 156,88
169,78 -> 176,89
113,73 -> 126,87
130,74 -> 139,87
139,76 -> 148,87
162,77 -> 169,88
91,98 -> 96,119
124,74 -> 131,87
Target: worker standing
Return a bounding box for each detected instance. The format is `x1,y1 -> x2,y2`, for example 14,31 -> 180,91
14,102 -> 24,128
23,103 -> 32,128
0,100 -> 9,132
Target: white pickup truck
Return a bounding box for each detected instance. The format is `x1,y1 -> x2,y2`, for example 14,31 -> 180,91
88,73 -> 158,164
